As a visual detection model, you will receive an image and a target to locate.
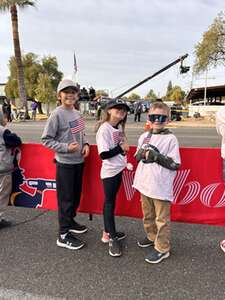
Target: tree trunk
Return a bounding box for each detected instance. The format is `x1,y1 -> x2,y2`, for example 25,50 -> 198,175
37,101 -> 43,114
47,100 -> 50,117
10,5 -> 29,119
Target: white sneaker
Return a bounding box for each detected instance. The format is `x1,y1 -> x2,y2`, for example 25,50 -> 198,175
220,240 -> 225,252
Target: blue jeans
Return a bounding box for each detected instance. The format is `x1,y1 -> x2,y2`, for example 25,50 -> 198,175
223,159 -> 225,182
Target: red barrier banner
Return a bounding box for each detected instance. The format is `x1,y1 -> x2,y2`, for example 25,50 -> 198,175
11,144 -> 225,226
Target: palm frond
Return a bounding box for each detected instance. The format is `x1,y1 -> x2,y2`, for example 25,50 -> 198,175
0,0 -> 36,11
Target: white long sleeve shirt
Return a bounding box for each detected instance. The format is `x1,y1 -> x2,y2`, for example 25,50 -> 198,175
216,108 -> 225,158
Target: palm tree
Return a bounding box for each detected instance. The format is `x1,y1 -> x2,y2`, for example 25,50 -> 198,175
0,0 -> 36,118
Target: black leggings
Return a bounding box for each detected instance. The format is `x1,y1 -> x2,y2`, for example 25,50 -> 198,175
102,172 -> 122,239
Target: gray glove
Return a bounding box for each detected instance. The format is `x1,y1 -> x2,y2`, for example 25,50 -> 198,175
143,149 -> 159,163
135,148 -> 146,162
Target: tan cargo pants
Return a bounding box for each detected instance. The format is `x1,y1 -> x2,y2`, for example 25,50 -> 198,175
0,174 -> 12,218
141,194 -> 171,253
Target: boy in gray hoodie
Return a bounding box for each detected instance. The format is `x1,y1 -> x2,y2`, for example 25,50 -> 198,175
41,79 -> 90,250
0,109 -> 22,228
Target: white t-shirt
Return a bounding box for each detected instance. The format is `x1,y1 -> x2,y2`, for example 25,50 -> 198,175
96,122 -> 127,179
133,131 -> 181,202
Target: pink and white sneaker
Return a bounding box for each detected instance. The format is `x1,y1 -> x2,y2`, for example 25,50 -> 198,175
101,231 -> 126,243
101,231 -> 110,243
220,240 -> 225,252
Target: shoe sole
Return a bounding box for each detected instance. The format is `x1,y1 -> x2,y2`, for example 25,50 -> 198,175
56,239 -> 85,250
109,250 -> 122,257
137,242 -> 153,248
101,235 -> 126,244
69,228 -> 88,234
145,252 -> 170,264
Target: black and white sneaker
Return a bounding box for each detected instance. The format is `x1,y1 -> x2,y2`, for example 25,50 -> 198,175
57,232 -> 85,250
137,237 -> 154,248
145,249 -> 170,264
69,221 -> 88,234
109,237 -> 122,257
116,232 -> 126,241
0,219 -> 12,229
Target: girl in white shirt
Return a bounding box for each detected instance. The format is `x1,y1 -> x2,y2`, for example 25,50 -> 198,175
96,99 -> 130,257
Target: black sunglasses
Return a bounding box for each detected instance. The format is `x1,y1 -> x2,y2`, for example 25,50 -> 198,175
148,114 -> 168,123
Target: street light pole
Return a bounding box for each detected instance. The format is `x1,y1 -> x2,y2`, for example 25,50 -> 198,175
204,69 -> 208,105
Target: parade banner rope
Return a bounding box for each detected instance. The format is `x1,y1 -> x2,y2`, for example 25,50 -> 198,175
11,144 -> 225,226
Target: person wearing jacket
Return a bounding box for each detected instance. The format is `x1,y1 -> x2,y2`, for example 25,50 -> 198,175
0,109 -> 22,229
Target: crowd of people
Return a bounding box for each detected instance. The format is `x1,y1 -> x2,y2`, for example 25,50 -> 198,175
0,98 -> 39,121
0,78 -> 224,264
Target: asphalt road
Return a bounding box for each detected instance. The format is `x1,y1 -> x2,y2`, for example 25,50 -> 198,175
7,117 -> 220,148
1,118 -> 224,300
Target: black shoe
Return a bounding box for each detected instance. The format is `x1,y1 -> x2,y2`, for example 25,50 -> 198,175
0,219 -> 12,229
116,232 -> 126,241
137,237 -> 154,248
69,221 -> 88,234
145,249 -> 170,264
57,232 -> 85,250
109,237 -> 122,257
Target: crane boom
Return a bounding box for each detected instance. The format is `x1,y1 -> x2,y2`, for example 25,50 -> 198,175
115,53 -> 188,99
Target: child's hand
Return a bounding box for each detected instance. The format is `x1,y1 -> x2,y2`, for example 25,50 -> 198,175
68,142 -> 80,153
135,148 -> 146,162
120,142 -> 129,153
82,144 -> 90,158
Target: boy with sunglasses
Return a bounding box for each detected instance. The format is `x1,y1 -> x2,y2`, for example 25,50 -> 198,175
133,101 -> 180,264
42,79 -> 90,250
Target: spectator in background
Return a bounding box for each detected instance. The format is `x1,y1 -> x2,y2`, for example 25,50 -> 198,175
89,87 -> 96,101
3,99 -> 12,122
134,102 -> 142,122
31,101 -> 38,121
11,103 -> 18,120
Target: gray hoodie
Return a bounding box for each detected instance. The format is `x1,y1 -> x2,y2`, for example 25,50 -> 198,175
0,110 -> 22,174
41,106 -> 88,164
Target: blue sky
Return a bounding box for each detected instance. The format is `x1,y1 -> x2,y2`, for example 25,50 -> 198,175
0,0 -> 224,97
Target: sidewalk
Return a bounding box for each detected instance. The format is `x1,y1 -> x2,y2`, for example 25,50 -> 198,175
169,117 -> 216,128
125,117 -> 216,129
1,207 -> 225,300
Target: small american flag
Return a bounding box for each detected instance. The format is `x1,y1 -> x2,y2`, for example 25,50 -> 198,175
142,137 -> 150,145
112,131 -> 123,145
74,51 -> 78,73
69,118 -> 85,134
